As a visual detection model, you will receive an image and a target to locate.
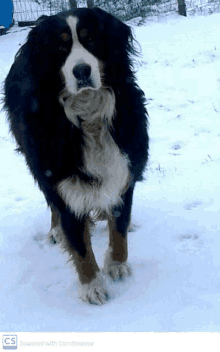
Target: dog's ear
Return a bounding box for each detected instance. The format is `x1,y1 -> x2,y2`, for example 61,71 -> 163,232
36,15 -> 48,26
93,8 -> 131,36
93,7 -> 139,58
93,8 -> 136,49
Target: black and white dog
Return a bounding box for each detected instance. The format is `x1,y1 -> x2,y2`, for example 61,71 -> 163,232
4,7 -> 149,305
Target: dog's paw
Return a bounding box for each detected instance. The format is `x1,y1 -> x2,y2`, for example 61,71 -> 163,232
46,224 -> 63,245
78,272 -> 110,305
104,247 -> 132,281
105,262 -> 132,281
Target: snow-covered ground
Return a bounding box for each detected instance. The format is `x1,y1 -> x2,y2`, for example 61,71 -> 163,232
1,11 -> 220,334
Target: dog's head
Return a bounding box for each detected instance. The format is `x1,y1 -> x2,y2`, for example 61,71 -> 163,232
26,8 -> 136,96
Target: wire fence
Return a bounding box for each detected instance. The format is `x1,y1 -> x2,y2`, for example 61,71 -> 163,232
11,0 -> 179,23
185,0 -> 220,16
13,0 -> 71,22
1,0 -> 220,33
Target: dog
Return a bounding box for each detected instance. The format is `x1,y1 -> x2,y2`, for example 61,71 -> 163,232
4,7 -> 149,305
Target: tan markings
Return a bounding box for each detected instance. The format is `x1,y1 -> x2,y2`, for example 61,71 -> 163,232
63,217 -> 100,284
60,32 -> 71,41
49,213 -> 109,304
108,216 -> 129,263
103,214 -> 132,280
79,28 -> 88,38
50,206 -> 60,229
47,207 -> 63,244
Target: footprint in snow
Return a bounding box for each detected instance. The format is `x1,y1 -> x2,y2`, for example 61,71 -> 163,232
33,233 -> 45,249
184,200 -> 203,210
15,196 -> 26,202
175,232 -> 203,254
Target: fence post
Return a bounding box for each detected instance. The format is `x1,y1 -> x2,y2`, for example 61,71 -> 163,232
177,0 -> 187,16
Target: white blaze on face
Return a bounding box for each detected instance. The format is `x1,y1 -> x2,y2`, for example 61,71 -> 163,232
61,16 -> 102,95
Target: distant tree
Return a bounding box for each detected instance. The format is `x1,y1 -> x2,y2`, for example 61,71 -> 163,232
69,0 -> 78,8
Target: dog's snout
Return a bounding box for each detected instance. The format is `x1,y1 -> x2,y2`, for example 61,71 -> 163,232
72,64 -> 91,80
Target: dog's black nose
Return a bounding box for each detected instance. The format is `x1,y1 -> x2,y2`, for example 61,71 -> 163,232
72,64 -> 91,80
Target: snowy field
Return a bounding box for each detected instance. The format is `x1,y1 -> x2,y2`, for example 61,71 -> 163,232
1,10 -> 220,336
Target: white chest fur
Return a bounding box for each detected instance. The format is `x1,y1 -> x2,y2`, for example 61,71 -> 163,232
57,118 -> 130,218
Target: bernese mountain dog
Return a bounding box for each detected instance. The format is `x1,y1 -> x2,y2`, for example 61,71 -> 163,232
4,7 -> 149,305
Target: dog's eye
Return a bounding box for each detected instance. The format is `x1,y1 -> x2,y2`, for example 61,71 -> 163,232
79,29 -> 95,46
79,28 -> 88,38
60,32 -> 71,42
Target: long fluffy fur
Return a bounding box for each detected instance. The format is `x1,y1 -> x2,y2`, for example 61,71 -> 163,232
4,7 -> 149,305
